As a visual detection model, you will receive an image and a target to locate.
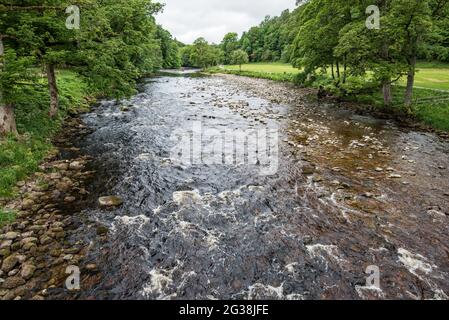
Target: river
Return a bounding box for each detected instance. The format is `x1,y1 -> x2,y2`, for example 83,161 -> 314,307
61,72 -> 449,300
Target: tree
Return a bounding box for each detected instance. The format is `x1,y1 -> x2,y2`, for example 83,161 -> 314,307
156,25 -> 181,69
0,4 -> 37,135
389,0 -> 433,109
221,32 -> 239,64
0,0 -> 166,136
189,38 -> 223,69
230,49 -> 249,72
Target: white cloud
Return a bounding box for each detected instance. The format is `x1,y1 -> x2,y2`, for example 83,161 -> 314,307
156,0 -> 297,44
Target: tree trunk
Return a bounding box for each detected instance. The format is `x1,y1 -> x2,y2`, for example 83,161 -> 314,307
404,55 -> 416,110
0,37 -> 18,137
335,60 -> 341,87
0,104 -> 18,137
380,40 -> 392,106
46,63 -> 59,118
382,83 -> 392,106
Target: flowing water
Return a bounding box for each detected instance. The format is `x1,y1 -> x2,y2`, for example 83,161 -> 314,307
64,72 -> 449,300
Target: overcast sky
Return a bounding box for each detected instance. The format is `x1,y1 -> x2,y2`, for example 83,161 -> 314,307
156,0 -> 297,44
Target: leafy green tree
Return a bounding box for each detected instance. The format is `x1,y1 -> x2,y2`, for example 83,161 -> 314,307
422,0 -> 449,62
390,0 -> 438,108
221,32 -> 239,64
0,44 -> 35,136
0,0 -> 167,135
76,0 -> 163,98
179,45 -> 194,67
230,49 -> 249,72
189,38 -> 223,69
156,25 -> 181,69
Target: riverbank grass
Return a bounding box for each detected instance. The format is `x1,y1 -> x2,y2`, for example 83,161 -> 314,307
223,62 -> 449,90
0,209 -> 15,227
0,69 -> 90,198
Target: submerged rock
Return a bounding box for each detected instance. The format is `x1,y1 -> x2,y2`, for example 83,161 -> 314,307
98,196 -> 124,208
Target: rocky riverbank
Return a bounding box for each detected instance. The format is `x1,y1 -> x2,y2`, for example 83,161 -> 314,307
0,117 -> 99,300
216,73 -> 449,139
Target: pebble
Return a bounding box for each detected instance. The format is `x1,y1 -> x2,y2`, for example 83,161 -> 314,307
427,210 -> 446,217
64,196 -> 76,203
69,161 -> 84,170
98,196 -> 124,207
2,277 -> 25,289
63,255 -> 74,261
86,264 -> 98,272
20,237 -> 38,246
4,232 -> 19,240
1,255 -> 20,273
21,264 -> 36,280
0,240 -> 12,250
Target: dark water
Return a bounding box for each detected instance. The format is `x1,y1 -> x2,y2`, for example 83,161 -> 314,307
68,73 -> 449,300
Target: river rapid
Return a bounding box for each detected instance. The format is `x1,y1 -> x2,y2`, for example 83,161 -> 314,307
59,72 -> 449,300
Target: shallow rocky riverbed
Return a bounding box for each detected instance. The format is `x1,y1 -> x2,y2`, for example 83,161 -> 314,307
1,73 -> 448,300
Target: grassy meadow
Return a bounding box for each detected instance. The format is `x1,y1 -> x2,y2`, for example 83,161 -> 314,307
224,62 -> 449,91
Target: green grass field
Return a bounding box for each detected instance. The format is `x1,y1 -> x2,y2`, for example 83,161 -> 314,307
225,62 -> 301,74
224,62 -> 449,92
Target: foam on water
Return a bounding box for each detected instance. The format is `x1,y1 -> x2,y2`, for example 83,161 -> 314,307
398,248 -> 448,299
141,269 -> 175,300
306,244 -> 347,269
173,190 -> 203,206
244,283 -> 304,300
398,248 -> 435,276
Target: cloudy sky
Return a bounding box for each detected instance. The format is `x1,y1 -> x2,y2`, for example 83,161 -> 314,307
156,0 -> 297,44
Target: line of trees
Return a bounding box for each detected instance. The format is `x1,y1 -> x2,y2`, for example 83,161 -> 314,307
221,0 -> 449,107
180,38 -> 223,69
0,0 -> 180,136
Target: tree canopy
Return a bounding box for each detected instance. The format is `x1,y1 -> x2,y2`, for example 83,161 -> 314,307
0,0 -> 180,135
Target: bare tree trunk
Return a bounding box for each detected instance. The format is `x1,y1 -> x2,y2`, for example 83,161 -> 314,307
382,83 -> 392,106
335,60 -> 341,87
336,60 -> 340,80
381,42 -> 392,106
0,37 -> 18,137
0,104 -> 18,136
404,55 -> 416,110
46,63 -> 59,118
